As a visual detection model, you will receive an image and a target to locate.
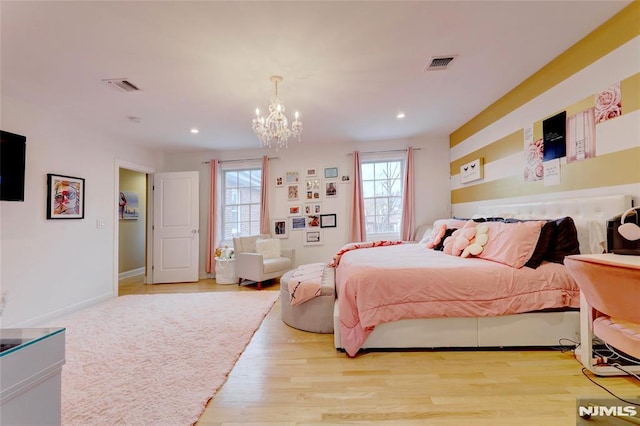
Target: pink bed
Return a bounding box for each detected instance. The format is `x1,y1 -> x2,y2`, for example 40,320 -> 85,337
335,244 -> 580,356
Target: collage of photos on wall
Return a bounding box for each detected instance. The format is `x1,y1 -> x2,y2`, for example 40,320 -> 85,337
274,166 -> 347,245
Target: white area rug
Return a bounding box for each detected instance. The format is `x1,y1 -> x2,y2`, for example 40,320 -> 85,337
44,291 -> 278,426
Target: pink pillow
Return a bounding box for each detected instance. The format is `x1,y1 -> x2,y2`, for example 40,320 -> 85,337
476,221 -> 544,268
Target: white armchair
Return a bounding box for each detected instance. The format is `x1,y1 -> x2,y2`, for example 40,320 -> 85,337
232,234 -> 295,290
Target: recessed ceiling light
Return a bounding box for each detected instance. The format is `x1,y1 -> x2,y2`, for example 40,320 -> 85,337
190,128 -> 199,134
396,112 -> 406,119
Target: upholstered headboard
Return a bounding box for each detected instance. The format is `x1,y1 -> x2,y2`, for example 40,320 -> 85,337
475,195 -> 633,254
476,194 -> 632,223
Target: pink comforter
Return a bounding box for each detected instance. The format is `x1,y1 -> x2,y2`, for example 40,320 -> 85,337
336,244 -> 580,356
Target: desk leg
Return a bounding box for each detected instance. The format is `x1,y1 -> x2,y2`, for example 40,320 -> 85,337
578,293 -> 640,376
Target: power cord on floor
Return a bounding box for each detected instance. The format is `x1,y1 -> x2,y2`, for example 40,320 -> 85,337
604,343 -> 640,367
556,337 -> 579,354
612,364 -> 640,381
581,367 -> 640,407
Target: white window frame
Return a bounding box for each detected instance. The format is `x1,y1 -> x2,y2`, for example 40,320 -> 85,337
360,154 -> 405,241
221,165 -> 262,241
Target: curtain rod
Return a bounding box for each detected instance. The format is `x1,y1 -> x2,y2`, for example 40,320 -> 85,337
202,156 -> 279,164
347,148 -> 421,155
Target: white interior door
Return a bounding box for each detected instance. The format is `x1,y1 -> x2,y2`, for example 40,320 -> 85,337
151,171 -> 199,283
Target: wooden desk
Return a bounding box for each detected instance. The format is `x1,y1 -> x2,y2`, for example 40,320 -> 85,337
565,254 -> 640,376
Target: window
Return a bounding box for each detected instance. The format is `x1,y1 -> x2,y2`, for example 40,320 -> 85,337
222,168 -> 262,240
361,159 -> 404,239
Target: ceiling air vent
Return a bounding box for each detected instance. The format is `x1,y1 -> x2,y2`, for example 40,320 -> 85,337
102,78 -> 141,92
425,56 -> 457,71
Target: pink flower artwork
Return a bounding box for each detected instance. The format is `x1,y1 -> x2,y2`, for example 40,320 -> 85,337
524,138 -> 544,182
594,82 -> 622,124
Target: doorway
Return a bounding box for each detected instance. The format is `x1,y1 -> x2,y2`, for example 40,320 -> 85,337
114,160 -> 155,297
118,168 -> 148,292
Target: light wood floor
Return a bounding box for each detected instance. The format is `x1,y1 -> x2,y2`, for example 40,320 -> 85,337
120,276 -> 639,425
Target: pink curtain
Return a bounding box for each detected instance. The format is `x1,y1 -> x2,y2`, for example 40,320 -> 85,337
260,155 -> 270,235
206,159 -> 219,273
350,151 -> 366,242
400,147 -> 415,241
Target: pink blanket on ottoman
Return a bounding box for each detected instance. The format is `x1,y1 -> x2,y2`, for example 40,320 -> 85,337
288,263 -> 325,306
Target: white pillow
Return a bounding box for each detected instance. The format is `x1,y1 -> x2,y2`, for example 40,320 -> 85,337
573,217 -> 606,254
255,238 -> 281,259
415,225 -> 433,243
418,229 -> 434,244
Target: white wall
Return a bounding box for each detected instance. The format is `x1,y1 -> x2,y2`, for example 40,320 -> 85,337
0,95 -> 163,327
163,135 -> 451,276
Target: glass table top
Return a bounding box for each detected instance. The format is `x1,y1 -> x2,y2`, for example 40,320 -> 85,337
0,327 -> 65,357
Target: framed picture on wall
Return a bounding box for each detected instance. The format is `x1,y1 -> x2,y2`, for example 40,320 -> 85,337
46,173 -> 85,219
285,171 -> 299,184
307,215 -> 320,227
288,205 -> 301,216
324,167 -> 338,179
305,203 -> 321,215
305,179 -> 321,200
287,185 -> 299,201
306,168 -> 317,177
325,181 -> 338,198
119,191 -> 139,219
275,176 -> 284,187
304,230 -> 322,246
291,216 -> 306,231
272,218 -> 288,239
320,214 -> 336,228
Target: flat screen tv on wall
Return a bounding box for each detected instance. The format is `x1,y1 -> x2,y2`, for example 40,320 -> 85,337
0,130 -> 27,202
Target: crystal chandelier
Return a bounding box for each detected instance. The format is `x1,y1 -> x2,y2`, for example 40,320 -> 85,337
252,75 -> 302,150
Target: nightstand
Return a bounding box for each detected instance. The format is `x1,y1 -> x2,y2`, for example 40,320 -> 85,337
565,254 -> 640,376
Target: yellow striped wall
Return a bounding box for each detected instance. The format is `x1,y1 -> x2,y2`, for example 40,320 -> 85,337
450,2 -> 640,211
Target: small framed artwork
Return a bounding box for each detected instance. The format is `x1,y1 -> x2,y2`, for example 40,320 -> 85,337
305,203 -> 321,215
306,168 -> 317,177
288,205 -> 301,216
47,173 -> 85,219
324,167 -> 338,179
341,175 -> 351,184
320,213 -> 337,228
307,215 -> 320,227
287,185 -> 299,201
325,180 -> 338,198
272,218 -> 288,239
291,216 -> 306,231
119,191 -> 139,219
285,171 -> 299,184
304,230 -> 322,246
305,179 -> 321,200
275,176 -> 284,187
459,158 -> 484,184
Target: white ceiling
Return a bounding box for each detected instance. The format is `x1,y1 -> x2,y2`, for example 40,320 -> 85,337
0,1 -> 631,152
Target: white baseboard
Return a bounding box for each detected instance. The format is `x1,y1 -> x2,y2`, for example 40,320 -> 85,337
119,267 -> 145,280
11,293 -> 114,328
